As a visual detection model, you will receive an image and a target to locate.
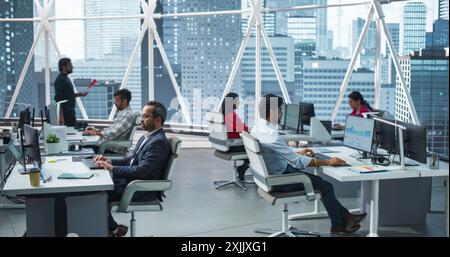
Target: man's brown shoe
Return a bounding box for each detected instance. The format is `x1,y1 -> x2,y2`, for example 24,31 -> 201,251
330,224 -> 361,234
343,213 -> 367,229
109,225 -> 128,237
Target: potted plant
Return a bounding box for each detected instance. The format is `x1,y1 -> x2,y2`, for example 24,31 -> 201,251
45,133 -> 61,154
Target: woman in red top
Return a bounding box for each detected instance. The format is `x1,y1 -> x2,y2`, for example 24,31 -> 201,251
221,92 -> 250,181
334,91 -> 373,130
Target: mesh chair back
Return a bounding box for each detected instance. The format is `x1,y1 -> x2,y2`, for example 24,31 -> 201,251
241,132 -> 270,187
205,112 -> 230,151
161,137 -> 182,180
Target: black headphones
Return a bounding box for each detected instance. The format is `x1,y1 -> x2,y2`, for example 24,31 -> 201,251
371,155 -> 391,166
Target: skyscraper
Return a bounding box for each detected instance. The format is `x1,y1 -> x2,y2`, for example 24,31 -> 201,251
180,0 -> 242,125
401,2 -> 427,55
395,49 -> 449,156
302,58 -> 375,124
241,36 -> 296,125
352,17 -> 376,70
386,23 -> 400,56
264,0 -> 328,55
0,0 -> 36,117
74,79 -> 121,119
241,0 -> 276,36
426,19 -> 449,49
84,0 -> 140,60
33,0 -> 57,73
439,0 -> 449,20
287,16 -> 317,44
82,0 -> 142,112
141,0 -> 178,114
71,59 -> 141,115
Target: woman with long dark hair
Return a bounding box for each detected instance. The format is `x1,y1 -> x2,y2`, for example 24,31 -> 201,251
334,91 -> 373,130
220,92 -> 250,181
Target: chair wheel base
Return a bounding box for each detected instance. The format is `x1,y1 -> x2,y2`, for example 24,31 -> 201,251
255,226 -> 320,237
213,180 -> 247,191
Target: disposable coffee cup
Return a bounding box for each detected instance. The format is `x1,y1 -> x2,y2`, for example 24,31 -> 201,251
29,168 -> 41,187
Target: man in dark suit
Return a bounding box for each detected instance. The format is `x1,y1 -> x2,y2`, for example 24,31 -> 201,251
95,101 -> 170,237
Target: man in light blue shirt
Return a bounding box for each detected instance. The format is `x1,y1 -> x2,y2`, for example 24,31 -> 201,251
250,94 -> 366,234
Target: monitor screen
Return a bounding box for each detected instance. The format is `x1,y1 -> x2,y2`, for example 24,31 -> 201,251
23,124 -> 42,169
284,104 -> 300,131
397,121 -> 427,164
279,103 -> 286,127
343,115 -> 375,153
374,118 -> 396,153
7,140 -> 25,167
299,102 -> 315,127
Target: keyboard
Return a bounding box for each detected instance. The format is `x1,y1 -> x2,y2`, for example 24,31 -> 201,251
312,153 -> 351,167
313,152 -> 332,160
81,158 -> 103,170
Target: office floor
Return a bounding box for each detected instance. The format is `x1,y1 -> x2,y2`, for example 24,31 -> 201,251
0,142 -> 447,237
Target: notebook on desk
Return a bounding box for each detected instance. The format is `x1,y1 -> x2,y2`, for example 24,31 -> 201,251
349,165 -> 387,174
58,172 -> 94,179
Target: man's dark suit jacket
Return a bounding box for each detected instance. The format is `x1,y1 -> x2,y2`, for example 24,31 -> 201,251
111,128 -> 170,201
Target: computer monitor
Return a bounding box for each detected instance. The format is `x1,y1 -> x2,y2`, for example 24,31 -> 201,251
279,103 -> 286,128
23,124 -> 42,169
18,107 -> 31,130
6,139 -> 25,168
299,102 -> 315,132
31,107 -> 35,127
284,104 -> 301,132
397,121 -> 427,164
46,103 -> 58,125
343,115 -> 375,154
374,118 -> 397,153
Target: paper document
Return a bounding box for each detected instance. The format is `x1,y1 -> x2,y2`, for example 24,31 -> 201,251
82,79 -> 97,94
349,165 -> 387,174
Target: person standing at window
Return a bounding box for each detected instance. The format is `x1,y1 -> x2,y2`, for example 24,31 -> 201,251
54,58 -> 88,127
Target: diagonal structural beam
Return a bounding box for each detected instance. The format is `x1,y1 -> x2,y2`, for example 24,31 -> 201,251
373,0 -> 420,125
256,12 -> 291,104
108,0 -> 192,125
217,0 -> 263,112
5,0 -> 89,119
4,23 -> 45,118
330,3 -> 374,122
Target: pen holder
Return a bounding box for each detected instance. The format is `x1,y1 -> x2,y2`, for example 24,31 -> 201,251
28,168 -> 41,187
429,153 -> 439,170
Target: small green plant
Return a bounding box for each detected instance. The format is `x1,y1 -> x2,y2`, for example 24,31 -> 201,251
46,133 -> 60,144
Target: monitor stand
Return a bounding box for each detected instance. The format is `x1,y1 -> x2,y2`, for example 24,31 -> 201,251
393,160 -> 420,166
350,152 -> 371,160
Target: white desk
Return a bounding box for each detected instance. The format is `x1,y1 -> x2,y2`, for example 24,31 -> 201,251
279,133 -> 317,142
81,135 -> 101,146
2,159 -> 114,236
65,132 -> 84,142
331,130 -> 344,139
320,146 -> 448,237
279,129 -> 344,143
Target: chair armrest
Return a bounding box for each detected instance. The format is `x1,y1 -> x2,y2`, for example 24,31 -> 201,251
208,137 -> 243,147
117,180 -> 172,212
265,173 -> 316,200
226,138 -> 243,147
99,140 -> 133,154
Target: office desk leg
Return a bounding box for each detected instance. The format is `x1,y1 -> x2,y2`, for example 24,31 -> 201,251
368,180 -> 379,237
446,177 -> 449,237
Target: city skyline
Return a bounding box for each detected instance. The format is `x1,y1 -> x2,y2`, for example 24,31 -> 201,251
53,0 -> 439,60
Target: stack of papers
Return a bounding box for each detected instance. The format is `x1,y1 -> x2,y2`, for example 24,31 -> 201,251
349,165 -> 387,174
